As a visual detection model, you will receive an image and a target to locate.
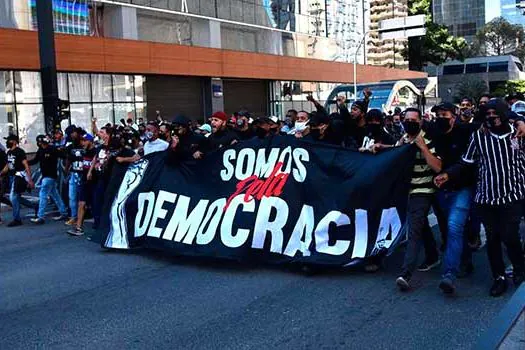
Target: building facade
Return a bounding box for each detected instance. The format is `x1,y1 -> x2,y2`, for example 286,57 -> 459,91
432,0 -> 485,43
367,0 -> 409,70
0,0 -> 425,151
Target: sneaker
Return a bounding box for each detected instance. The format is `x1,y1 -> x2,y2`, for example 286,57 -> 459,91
396,273 -> 411,292
439,276 -> 456,294
7,220 -> 22,227
490,276 -> 508,297
53,215 -> 67,221
457,263 -> 474,279
67,226 -> 84,236
417,258 -> 441,272
30,217 -> 45,225
65,218 -> 77,226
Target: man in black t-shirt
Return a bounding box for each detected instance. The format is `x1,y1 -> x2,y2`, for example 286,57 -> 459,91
0,147 -> 8,224
5,134 -> 34,227
67,133 -> 97,236
29,135 -> 68,224
64,128 -> 85,226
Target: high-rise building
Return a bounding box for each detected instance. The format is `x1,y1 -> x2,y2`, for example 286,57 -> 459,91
497,0 -> 525,26
432,0 -> 485,43
0,0 -> 424,150
367,0 -> 409,69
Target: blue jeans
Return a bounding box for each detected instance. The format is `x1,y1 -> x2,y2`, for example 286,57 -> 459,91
9,176 -> 21,221
68,172 -> 81,219
437,188 -> 473,279
38,177 -> 68,219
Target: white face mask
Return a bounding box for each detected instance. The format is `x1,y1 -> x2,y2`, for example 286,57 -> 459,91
295,121 -> 309,132
145,131 -> 154,140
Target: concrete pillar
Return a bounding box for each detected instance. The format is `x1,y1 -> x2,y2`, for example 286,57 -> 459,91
103,5 -> 138,40
204,78 -> 225,117
191,18 -> 221,49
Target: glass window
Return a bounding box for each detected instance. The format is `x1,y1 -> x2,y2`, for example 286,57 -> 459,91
134,75 -> 146,102
0,71 -> 14,103
113,75 -> 134,102
443,65 -> 464,75
465,63 -> 487,73
70,103 -> 92,130
91,74 -> 112,102
57,73 -> 69,100
93,103 -> 114,127
68,74 -> 91,102
489,61 -> 509,73
0,104 -> 16,136
17,104 -> 45,153
14,71 -> 42,103
135,103 -> 147,122
114,103 -> 135,124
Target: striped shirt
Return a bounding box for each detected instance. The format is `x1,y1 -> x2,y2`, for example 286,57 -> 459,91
398,131 -> 439,195
462,126 -> 525,205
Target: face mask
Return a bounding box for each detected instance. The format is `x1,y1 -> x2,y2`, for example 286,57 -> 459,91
434,118 -> 452,133
402,121 -> 421,136
295,121 -> 309,132
145,131 -> 154,140
6,141 -> 14,149
367,124 -> 381,136
236,120 -> 245,128
393,121 -> 402,128
159,134 -> 167,141
255,128 -> 267,138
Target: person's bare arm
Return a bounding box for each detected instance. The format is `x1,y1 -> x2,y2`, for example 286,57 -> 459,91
415,135 -> 442,173
22,159 -> 34,189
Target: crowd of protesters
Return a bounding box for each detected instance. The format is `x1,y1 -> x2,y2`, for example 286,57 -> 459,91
1,89 -> 525,298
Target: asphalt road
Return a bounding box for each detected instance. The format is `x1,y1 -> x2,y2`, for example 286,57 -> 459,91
0,218 -> 518,350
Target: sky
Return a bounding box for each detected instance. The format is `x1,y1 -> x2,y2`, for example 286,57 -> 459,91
485,0 -> 502,22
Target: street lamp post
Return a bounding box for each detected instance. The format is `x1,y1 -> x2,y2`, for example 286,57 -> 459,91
353,31 -> 370,101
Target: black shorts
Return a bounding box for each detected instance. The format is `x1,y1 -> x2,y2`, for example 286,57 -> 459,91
78,181 -> 94,204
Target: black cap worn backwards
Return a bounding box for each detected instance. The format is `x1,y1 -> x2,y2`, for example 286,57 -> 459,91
431,102 -> 458,115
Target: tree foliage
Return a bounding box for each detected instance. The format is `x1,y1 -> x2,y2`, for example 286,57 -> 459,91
453,78 -> 488,103
474,17 -> 525,57
492,80 -> 525,97
404,0 -> 468,71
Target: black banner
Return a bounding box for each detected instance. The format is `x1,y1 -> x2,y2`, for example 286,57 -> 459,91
98,136 -> 415,266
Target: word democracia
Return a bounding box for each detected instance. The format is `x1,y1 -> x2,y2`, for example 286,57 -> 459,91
133,190 -> 402,258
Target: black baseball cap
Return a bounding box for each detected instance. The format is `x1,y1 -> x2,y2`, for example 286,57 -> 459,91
431,102 -> 458,115
4,134 -> 19,143
351,100 -> 367,113
172,114 -> 190,126
253,117 -> 276,125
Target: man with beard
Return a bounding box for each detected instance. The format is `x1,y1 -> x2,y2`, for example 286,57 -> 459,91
208,111 -> 238,150
395,108 -> 443,291
252,117 -> 277,139
159,123 -> 172,143
435,99 -> 525,296
235,112 -> 254,140
171,114 -> 208,160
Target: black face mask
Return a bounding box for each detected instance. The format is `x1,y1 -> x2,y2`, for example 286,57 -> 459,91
310,128 -> 322,140
6,141 -> 14,149
367,124 -> 382,136
485,117 -> 507,134
255,128 -> 268,138
159,133 -> 168,141
402,121 -> 421,136
434,117 -> 452,133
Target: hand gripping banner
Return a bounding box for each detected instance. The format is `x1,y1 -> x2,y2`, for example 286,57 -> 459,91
97,136 -> 415,266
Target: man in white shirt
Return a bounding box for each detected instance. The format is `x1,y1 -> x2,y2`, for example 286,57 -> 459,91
143,121 -> 169,155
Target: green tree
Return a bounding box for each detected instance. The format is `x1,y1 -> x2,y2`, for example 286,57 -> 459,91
453,77 -> 488,103
474,17 -> 525,57
492,80 -> 525,97
404,0 -> 468,71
